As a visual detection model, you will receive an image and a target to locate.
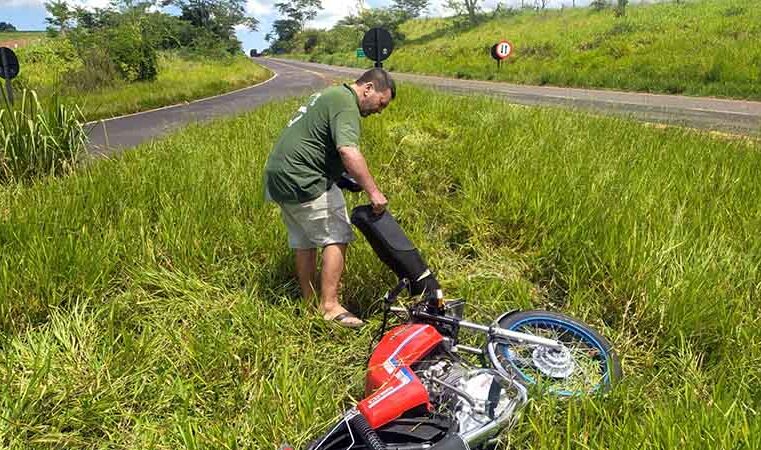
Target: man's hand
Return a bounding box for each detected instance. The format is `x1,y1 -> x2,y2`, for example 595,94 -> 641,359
338,146 -> 388,214
368,190 -> 388,215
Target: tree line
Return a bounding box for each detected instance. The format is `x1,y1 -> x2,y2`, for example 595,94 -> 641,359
0,22 -> 18,32
42,0 -> 259,82
264,0 -> 650,54
265,0 -> 434,54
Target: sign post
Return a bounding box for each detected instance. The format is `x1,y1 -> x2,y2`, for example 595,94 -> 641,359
490,40 -> 513,70
361,28 -> 394,68
0,47 -> 20,106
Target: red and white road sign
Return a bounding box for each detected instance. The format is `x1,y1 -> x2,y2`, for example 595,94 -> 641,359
495,40 -> 513,60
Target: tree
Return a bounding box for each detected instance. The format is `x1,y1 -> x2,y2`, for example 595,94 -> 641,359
337,7 -> 407,38
615,0 -> 628,16
391,0 -> 429,19
265,18 -> 301,53
165,0 -> 258,34
45,0 -> 74,35
444,0 -> 482,25
274,0 -> 322,32
590,0 -> 608,11
162,0 -> 258,53
0,22 -> 17,32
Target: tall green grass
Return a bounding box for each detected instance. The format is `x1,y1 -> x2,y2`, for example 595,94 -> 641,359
0,85 -> 759,448
0,89 -> 86,183
288,0 -> 761,99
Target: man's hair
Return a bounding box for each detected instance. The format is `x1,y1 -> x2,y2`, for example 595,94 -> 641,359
356,68 -> 396,100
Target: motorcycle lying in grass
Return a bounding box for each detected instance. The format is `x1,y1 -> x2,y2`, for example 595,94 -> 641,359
300,182 -> 622,450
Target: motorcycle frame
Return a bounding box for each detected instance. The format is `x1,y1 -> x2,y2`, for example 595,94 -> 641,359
383,279 -> 565,352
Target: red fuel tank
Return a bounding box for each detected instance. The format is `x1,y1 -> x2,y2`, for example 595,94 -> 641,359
357,324 -> 443,429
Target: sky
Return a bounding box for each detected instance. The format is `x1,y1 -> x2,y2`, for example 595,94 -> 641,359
1,0 -> 596,54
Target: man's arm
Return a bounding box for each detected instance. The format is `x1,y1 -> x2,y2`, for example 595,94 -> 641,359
338,146 -> 388,214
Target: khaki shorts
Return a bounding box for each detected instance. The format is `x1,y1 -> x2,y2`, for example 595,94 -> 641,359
277,184 -> 355,249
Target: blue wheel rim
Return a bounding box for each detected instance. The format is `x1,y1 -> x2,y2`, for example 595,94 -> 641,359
499,316 -> 611,396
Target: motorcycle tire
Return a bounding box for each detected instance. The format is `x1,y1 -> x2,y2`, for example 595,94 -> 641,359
487,310 -> 622,396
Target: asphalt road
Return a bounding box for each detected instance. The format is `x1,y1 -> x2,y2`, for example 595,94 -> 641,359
87,57 -> 761,154
87,58 -> 332,156
266,57 -> 761,136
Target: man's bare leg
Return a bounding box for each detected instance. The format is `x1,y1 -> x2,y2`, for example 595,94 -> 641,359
295,248 -> 317,300
320,243 -> 363,326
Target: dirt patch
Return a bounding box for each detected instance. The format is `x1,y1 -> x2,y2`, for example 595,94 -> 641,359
0,38 -> 43,49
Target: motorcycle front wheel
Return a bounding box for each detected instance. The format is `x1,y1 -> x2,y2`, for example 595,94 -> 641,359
486,310 -> 622,396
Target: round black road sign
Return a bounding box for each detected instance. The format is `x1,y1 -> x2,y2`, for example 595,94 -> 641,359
361,27 -> 394,63
0,47 -> 20,80
490,44 -> 500,61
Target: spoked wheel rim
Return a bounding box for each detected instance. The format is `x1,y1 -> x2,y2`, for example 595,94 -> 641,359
493,316 -> 614,396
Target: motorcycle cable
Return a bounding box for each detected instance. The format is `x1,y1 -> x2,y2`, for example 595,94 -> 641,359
367,278 -> 410,359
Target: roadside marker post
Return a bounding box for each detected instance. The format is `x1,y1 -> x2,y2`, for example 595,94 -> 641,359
361,28 -> 394,69
490,39 -> 513,70
0,47 -> 20,105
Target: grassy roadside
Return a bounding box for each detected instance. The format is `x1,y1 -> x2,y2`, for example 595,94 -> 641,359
14,43 -> 272,121
70,53 -> 272,121
0,85 -> 759,448
285,0 -> 761,100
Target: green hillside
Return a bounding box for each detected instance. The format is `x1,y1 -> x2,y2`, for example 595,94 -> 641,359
285,0 -> 761,99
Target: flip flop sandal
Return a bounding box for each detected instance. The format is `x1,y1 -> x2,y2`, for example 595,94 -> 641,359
331,311 -> 365,329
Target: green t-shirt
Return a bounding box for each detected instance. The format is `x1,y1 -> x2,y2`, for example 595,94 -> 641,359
264,84 -> 361,204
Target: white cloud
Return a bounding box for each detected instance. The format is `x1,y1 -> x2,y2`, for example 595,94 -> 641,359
70,0 -> 112,8
246,0 -> 274,17
311,0 -> 356,29
2,0 -> 45,6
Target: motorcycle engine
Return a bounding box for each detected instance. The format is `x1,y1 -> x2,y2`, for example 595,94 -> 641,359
418,358 -> 523,437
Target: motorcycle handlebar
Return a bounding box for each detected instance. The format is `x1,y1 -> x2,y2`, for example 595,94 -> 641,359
384,279 -> 409,303
390,307 -> 563,350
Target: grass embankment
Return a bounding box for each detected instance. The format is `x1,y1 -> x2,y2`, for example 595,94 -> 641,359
70,53 -> 272,121
1,85 -> 759,448
288,0 -> 761,100
15,43 -> 272,121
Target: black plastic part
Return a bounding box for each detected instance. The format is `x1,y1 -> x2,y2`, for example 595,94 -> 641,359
428,434 -> 469,450
350,205 -> 440,297
486,377 -> 502,419
305,415 -> 452,450
337,174 -> 363,192
349,414 -> 387,450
